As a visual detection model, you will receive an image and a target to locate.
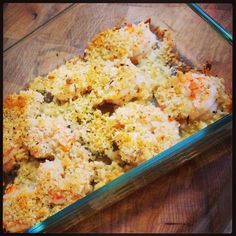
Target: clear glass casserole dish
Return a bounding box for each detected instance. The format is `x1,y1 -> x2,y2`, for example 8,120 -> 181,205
3,3 -> 232,233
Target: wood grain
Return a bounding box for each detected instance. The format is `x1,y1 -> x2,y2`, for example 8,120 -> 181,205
3,3 -> 232,233
65,137 -> 232,233
3,3 -> 72,50
199,3 -> 232,33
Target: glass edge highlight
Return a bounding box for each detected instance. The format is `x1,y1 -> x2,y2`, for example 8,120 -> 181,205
26,112 -> 232,233
187,3 -> 233,44
26,4 -> 233,233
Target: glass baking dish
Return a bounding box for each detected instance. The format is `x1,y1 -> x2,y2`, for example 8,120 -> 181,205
3,3 -> 232,233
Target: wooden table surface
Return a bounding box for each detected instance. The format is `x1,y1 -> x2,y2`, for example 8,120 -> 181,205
3,3 -> 232,233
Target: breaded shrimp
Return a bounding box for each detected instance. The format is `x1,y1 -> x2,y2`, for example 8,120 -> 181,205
154,71 -> 232,121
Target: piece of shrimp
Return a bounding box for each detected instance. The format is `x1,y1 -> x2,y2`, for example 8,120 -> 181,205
3,185 -> 34,233
124,21 -> 158,63
85,20 -> 158,63
25,115 -> 76,158
3,221 -> 30,233
154,71 -> 231,121
48,190 -> 67,205
3,147 -> 15,173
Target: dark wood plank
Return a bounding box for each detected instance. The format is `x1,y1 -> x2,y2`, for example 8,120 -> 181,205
3,3 -> 72,50
199,3 -> 232,33
65,138 -> 232,233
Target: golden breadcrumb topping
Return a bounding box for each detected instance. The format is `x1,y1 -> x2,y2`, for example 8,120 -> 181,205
3,20 -> 231,233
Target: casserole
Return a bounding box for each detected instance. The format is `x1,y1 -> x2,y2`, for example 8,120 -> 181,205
3,3 -> 230,232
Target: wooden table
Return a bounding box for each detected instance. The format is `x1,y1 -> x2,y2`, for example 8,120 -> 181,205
3,3 -> 232,233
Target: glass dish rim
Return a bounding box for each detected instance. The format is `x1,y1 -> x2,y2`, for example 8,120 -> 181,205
27,114 -> 232,233
24,3 -> 232,233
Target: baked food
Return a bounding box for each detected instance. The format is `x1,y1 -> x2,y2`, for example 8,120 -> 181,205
3,20 -> 231,232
